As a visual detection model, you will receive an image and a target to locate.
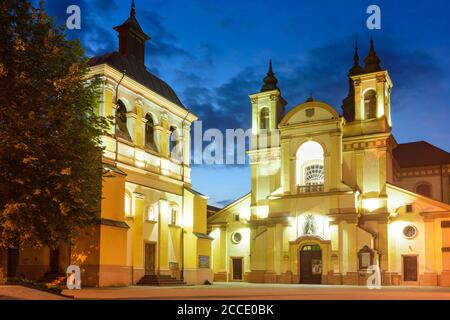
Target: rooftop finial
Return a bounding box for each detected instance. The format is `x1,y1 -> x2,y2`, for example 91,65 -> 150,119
353,35 -> 359,66
349,35 -> 363,76
131,0 -> 136,18
261,59 -> 279,92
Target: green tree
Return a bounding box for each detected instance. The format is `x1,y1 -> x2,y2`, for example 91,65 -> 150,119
0,0 -> 109,249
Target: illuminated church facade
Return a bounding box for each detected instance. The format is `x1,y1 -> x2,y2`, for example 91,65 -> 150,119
9,2 -> 213,287
209,40 -> 450,286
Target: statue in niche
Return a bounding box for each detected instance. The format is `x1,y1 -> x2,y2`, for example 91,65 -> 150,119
302,214 -> 317,235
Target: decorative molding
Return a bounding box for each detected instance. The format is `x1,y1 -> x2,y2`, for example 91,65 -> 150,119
135,97 -> 144,106
376,75 -> 386,83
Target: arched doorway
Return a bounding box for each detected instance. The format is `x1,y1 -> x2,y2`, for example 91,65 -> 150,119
300,244 -> 322,284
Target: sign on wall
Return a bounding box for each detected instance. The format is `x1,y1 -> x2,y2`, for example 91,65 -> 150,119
199,255 -> 210,269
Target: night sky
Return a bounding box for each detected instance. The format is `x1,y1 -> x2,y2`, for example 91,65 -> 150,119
39,0 -> 450,207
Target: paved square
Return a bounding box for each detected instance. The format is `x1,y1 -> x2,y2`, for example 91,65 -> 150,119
62,283 -> 450,300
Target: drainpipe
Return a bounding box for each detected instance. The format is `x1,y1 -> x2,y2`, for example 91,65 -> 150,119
180,110 -> 191,282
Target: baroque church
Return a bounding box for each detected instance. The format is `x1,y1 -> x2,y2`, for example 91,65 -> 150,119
3,1 -> 450,289
4,2 -> 213,287
208,40 -> 450,286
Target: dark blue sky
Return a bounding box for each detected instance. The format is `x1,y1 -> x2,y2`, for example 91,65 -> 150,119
41,0 -> 450,207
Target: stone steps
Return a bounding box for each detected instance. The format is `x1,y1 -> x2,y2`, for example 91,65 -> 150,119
137,275 -> 186,286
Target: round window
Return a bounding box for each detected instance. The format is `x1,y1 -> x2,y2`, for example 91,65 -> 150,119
231,232 -> 242,244
403,225 -> 417,239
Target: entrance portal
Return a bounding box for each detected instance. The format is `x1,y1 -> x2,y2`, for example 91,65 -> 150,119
300,245 -> 322,284
403,255 -> 418,282
231,258 -> 243,281
144,243 -> 156,275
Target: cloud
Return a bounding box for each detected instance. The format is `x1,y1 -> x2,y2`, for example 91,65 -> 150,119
43,0 -> 117,56
139,10 -> 191,64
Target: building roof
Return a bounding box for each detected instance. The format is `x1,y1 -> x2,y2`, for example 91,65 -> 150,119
207,205 -> 221,218
88,52 -> 185,109
393,141 -> 450,168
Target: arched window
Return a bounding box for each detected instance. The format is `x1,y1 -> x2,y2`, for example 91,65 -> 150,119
296,141 -> 324,192
169,126 -> 181,160
416,182 -> 432,198
145,114 -> 157,151
116,100 -> 131,141
364,90 -> 377,120
304,164 -> 325,186
260,108 -> 270,130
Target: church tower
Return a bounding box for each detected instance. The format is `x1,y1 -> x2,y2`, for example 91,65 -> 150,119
248,61 -> 287,218
342,38 -> 393,133
250,60 -> 286,137
341,39 -> 395,274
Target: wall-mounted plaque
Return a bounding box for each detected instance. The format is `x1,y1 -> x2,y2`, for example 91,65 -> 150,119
169,262 -> 179,270
199,255 -> 210,269
358,246 -> 374,270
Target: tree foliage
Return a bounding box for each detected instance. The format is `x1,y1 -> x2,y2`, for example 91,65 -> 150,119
0,0 -> 109,249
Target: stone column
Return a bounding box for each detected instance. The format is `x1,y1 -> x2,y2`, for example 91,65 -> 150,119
134,97 -> 144,148
324,151 -> 331,192
159,113 -> 170,158
264,226 -> 276,283
289,157 -> 297,193
328,220 -> 341,284
440,221 -> 450,286
422,219 -> 438,285
343,219 -> 358,285
378,147 -> 387,196
376,75 -> 386,118
377,216 -> 392,285
281,139 -> 290,194
126,112 -> 137,144
354,80 -> 362,121
104,80 -> 115,134
132,192 -> 145,283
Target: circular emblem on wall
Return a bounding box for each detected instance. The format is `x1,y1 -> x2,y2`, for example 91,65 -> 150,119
403,225 -> 418,239
231,232 -> 242,244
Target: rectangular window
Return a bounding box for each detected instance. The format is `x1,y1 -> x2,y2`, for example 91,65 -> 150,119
170,208 -> 178,225
406,204 -> 413,213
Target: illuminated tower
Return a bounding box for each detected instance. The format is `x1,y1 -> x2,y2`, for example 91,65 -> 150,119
342,38 -> 395,275
248,60 -> 287,218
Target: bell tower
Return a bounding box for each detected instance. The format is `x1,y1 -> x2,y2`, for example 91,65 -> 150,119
250,60 -> 287,138
248,61 -> 287,218
342,38 -> 393,133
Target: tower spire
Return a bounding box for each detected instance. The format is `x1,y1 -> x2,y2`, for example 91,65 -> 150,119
353,35 -> 359,66
114,0 -> 150,65
131,0 -> 136,18
349,35 -> 363,76
364,36 -> 381,73
261,59 -> 279,92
